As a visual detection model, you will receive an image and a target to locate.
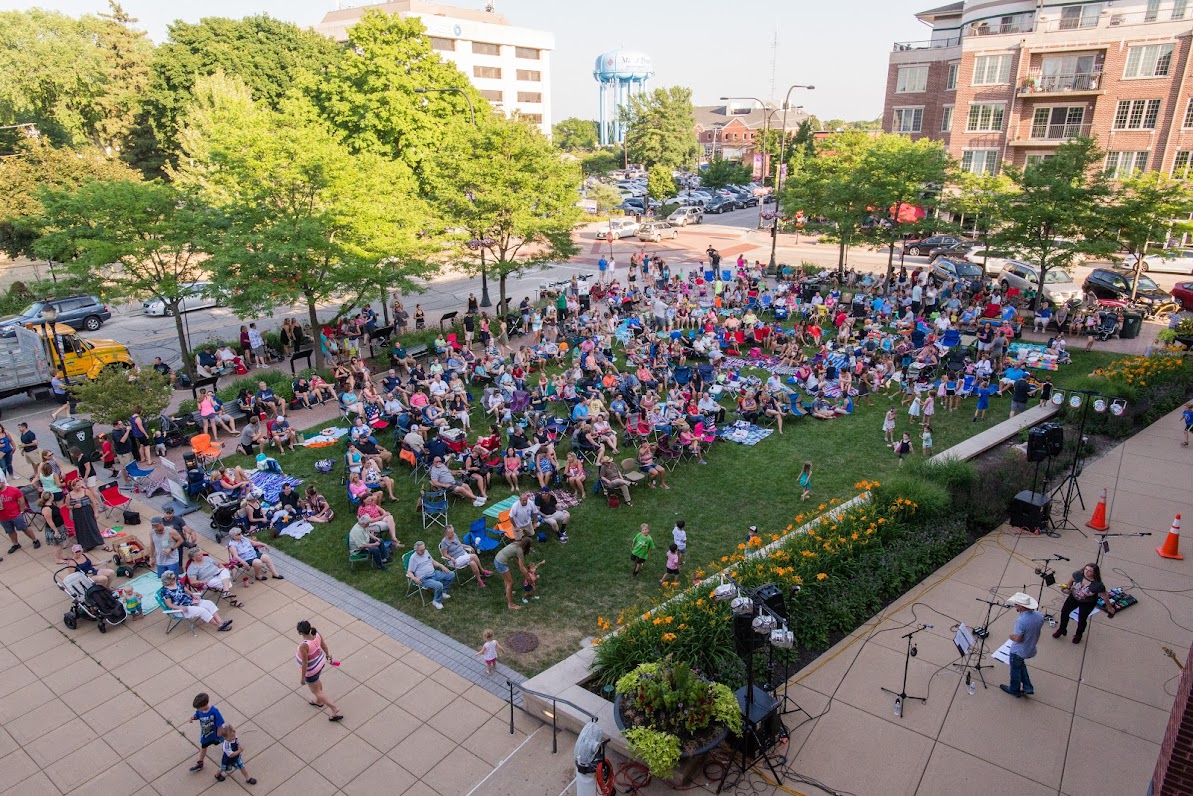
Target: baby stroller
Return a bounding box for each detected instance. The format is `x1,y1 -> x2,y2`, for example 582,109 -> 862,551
55,566 -> 127,633
158,413 -> 188,449
208,492 -> 241,542
1094,310 -> 1119,342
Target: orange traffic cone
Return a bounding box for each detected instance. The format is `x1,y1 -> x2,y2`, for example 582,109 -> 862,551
1157,514 -> 1184,561
1086,487 -> 1110,531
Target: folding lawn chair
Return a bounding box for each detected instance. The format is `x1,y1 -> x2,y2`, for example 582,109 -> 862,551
419,489 -> 449,530
403,550 -> 432,606
466,517 -> 500,554
124,462 -> 156,493
98,482 -> 131,520
155,592 -> 199,636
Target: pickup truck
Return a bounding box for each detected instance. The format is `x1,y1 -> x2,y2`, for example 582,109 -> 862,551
0,323 -> 134,402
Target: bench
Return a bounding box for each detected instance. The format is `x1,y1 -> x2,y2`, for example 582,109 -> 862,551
289,348 -> 313,375
407,343 -> 430,361
190,374 -> 220,400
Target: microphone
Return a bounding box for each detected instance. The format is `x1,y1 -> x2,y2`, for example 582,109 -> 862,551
789,584 -> 802,595
922,623 -> 934,629
1054,554 -> 1069,561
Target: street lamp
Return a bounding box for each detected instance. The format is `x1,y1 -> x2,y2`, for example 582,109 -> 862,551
770,84 -> 815,269
720,96 -> 774,231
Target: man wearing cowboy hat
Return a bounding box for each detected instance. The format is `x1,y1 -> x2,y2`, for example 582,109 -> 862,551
1002,592 -> 1045,698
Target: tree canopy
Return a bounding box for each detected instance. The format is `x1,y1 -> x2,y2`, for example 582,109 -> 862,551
621,86 -> 700,171
1104,170 -> 1193,300
699,158 -> 752,190
553,118 -> 599,151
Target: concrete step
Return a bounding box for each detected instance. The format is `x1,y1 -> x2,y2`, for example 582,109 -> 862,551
467,720 -> 579,796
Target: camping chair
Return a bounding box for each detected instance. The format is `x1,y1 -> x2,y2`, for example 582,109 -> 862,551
124,462 -> 155,493
655,436 -> 683,470
155,592 -> 199,636
402,550 -> 432,606
189,433 -> 225,472
98,482 -> 131,520
621,457 -> 647,487
346,532 -> 372,570
787,395 -> 809,419
466,517 -> 500,554
419,488 -> 449,530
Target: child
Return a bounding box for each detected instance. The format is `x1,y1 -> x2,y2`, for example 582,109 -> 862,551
921,393 -> 935,426
120,586 -> 142,619
630,524 -> 655,576
1184,402 -> 1193,447
798,461 -> 813,501
215,724 -> 256,785
661,543 -> 681,585
189,693 -> 224,772
153,428 -> 167,458
99,433 -> 116,477
747,525 -> 760,545
908,393 -> 922,423
522,560 -> 543,603
973,379 -> 993,422
882,406 -> 897,445
921,424 -> 934,457
671,520 -> 687,566
476,629 -> 503,676
943,375 -> 958,412
895,432 -> 914,464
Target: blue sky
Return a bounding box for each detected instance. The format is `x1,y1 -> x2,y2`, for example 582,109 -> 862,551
10,0 -> 933,122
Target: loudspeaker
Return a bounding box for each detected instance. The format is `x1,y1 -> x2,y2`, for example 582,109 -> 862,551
1027,427 -> 1050,462
732,685 -> 784,757
733,613 -> 759,658
579,294 -> 591,312
1041,422 -> 1064,456
753,583 -> 787,621
1010,490 -> 1051,531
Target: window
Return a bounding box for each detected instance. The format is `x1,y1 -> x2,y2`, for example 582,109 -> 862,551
893,107 -> 923,133
1174,150 -> 1193,178
966,102 -> 1005,132
1146,0 -> 1162,21
515,46 -> 540,59
1031,106 -> 1086,138
896,65 -> 928,93
1059,4 -> 1101,30
961,149 -> 998,174
946,63 -> 959,90
941,105 -> 954,132
1185,99 -> 1193,127
520,114 -> 544,125
1114,99 -> 1162,129
1176,0 -> 1189,19
478,89 -> 503,102
472,41 -> 501,56
973,54 -> 1012,85
1124,44 -> 1175,78
516,69 -> 542,81
516,91 -> 542,103
1025,153 -> 1055,169
473,66 -> 502,79
1105,151 -> 1149,177
429,36 -> 455,52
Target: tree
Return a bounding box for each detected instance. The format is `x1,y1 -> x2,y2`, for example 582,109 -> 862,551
429,115 -> 582,310
699,157 -> 752,190
553,118 -> 599,151
991,138 -> 1116,310
621,86 -> 700,171
942,171 -> 1015,273
580,148 -> 623,175
589,183 -> 624,214
174,77 -> 435,371
647,168 -> 676,202
67,366 -> 171,425
34,179 -> 211,376
1106,171 -> 1193,300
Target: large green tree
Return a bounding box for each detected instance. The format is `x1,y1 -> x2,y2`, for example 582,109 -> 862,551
173,76 -> 435,370
700,157 -> 752,190
1106,171 -> 1193,300
647,168 -> 677,202
34,179 -> 210,374
941,171 -> 1015,273
990,138 -> 1116,309
621,86 -> 700,171
428,115 -> 582,310
553,118 -> 599,151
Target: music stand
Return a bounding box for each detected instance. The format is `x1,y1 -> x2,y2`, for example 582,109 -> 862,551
881,625 -> 930,717
439,311 -> 458,332
1027,555 -> 1068,625
952,598 -> 1001,689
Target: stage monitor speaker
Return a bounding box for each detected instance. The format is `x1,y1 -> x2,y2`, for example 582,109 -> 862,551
1010,490 -> 1051,532
732,685 -> 783,757
1027,427 -> 1050,462
1041,422 -> 1064,456
733,613 -> 761,657
753,583 -> 787,621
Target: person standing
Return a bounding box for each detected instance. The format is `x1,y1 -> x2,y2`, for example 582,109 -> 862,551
630,523 -> 656,577
1001,592 -> 1045,698
1182,402 -> 1193,446
49,370 -> 71,420
296,620 -> 342,721
17,423 -> 38,479
66,479 -> 105,552
1053,563 -> 1115,644
0,423 -> 15,481
149,516 -> 183,577
1,479 -> 39,555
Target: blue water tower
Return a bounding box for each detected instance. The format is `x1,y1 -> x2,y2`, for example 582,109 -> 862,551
593,49 -> 654,146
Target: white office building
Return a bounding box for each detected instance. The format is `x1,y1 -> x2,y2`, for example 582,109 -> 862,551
317,1 -> 554,134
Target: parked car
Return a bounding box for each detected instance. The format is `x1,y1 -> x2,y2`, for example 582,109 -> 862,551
729,189 -> 759,207
0,294 -> 111,336
638,221 -> 680,242
1083,267 -> 1175,308
965,247 -> 1019,273
703,196 -> 738,214
594,219 -> 640,240
1122,250 -> 1193,275
998,262 -> 1081,304
902,235 -> 965,257
927,241 -> 978,263
667,207 -> 704,226
930,257 -> 984,285
143,282 -> 221,317
1171,281 -> 1193,311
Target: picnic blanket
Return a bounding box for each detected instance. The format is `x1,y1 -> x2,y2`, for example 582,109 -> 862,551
249,471 -> 304,504
722,356 -> 800,376
1007,342 -> 1066,371
483,495 -> 519,519
277,519 -> 315,540
302,427 -> 350,447
717,421 -> 774,446
124,571 -> 163,615
549,489 -> 582,509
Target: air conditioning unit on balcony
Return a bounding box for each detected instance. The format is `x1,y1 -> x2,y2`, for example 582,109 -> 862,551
1109,14 -> 1125,26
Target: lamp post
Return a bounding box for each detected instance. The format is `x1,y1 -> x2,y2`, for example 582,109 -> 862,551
720,96 -> 770,230
417,87 -> 490,307
770,84 -> 815,270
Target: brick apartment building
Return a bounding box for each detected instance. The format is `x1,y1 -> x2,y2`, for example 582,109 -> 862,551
694,104 -> 809,172
882,0 -> 1193,178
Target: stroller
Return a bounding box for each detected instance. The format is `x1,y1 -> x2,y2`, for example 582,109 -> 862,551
55,566 -> 127,633
207,492 -> 241,542
158,413 -> 189,449
1094,310 -> 1119,342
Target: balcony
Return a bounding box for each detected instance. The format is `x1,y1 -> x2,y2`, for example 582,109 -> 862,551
1019,70 -> 1104,96
1042,3 -> 1191,32
892,37 -> 961,52
965,21 -> 1034,37
1008,122 -> 1093,145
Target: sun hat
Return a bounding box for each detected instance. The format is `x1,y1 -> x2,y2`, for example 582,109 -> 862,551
1006,592 -> 1039,610
71,544 -> 83,552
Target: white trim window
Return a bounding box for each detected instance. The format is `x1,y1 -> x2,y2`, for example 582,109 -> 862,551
946,63 -> 959,91
896,65 -> 929,93
1183,98 -> 1193,128
961,149 -> 999,174
1059,4 -> 1102,30
1105,150 -> 1150,177
1173,150 -> 1193,179
1113,99 -> 1162,129
966,102 -> 1005,132
941,105 -> 954,132
1124,43 -> 1175,78
893,107 -> 924,133
972,54 -> 1013,86
1025,153 -> 1055,169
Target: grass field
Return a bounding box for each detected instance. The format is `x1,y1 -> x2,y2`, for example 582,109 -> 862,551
232,347 -> 1121,674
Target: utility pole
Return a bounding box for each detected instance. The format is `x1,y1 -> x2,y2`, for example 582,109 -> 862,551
769,84 -> 816,269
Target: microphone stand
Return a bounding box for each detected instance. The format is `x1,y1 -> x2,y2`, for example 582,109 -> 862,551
1093,532 -> 1152,568
952,598 -> 1001,690
1028,555 -> 1068,626
881,625 -> 930,718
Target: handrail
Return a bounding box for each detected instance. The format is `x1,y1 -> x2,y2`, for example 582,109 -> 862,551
506,679 -> 598,754
892,37 -> 960,52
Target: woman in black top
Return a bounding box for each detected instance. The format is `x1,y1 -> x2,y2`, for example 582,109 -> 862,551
1053,563 -> 1115,643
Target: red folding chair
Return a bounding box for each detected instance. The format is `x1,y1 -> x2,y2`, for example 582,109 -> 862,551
99,483 -> 131,520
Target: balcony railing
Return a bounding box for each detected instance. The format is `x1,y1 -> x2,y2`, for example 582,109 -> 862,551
1018,122 -> 1093,141
1043,3 -> 1190,32
1020,70 -> 1103,94
965,21 -> 1034,36
892,37 -> 961,52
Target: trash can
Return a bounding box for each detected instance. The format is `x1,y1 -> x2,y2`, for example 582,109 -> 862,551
50,417 -> 96,459
1120,311 -> 1143,340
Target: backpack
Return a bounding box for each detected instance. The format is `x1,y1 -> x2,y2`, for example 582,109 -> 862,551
314,459 -> 335,474
607,491 -> 620,509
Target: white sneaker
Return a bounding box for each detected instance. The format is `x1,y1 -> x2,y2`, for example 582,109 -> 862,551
442,592 -> 452,600
432,600 -> 444,610
473,497 -> 487,507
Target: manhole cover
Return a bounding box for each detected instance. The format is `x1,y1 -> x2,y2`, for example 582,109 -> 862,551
506,631 -> 539,653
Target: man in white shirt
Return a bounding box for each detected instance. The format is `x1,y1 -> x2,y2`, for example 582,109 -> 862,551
428,375 -> 449,399
406,540 -> 455,609
403,425 -> 426,453
507,492 -> 538,541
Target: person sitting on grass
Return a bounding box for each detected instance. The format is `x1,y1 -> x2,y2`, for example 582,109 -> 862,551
302,485 -> 335,523
236,418 -> 268,457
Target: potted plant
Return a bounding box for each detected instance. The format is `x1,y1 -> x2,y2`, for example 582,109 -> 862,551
613,658 -> 741,782
1172,317 -> 1193,349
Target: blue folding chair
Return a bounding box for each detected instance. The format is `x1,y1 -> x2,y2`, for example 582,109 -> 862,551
467,517 -> 500,553
420,489 -> 449,530
124,462 -> 155,493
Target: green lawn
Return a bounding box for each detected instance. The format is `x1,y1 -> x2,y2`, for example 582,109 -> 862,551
235,348 -> 1121,674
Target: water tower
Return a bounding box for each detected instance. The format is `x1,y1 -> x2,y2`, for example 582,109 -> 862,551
594,49 -> 654,146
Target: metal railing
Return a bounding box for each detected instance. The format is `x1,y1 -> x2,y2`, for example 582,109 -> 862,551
1018,122 -> 1093,141
506,679 -> 598,754
1044,4 -> 1188,31
1021,70 -> 1102,93
965,21 -> 1034,36
892,37 -> 960,52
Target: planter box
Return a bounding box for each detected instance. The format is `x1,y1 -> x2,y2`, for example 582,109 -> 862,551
613,693 -> 729,786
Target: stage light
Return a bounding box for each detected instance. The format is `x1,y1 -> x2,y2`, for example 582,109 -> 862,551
1051,391 -> 1065,406
731,596 -> 755,615
1109,399 -> 1126,417
713,582 -> 738,603
1093,397 -> 1107,413
752,614 -> 777,634
770,626 -> 794,649
1069,394 -> 1083,409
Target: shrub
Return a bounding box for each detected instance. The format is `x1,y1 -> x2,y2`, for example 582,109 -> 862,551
871,476 -> 950,520
622,728 -> 680,779
217,371 -> 295,404
67,367 -> 171,425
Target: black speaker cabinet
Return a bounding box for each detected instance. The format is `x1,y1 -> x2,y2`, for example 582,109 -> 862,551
753,583 -> 787,621
1011,490 -> 1051,531
1027,427 -> 1050,462
732,685 -> 784,757
1041,422 -> 1064,456
733,613 -> 761,657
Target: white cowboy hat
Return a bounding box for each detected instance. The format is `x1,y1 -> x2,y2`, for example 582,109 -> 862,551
1006,592 -> 1039,610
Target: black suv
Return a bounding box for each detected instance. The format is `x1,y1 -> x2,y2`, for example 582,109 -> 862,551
903,235 -> 964,257
1082,268 -> 1173,307
0,295 -> 112,336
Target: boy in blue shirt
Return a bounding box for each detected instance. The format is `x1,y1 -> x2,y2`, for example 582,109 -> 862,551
1183,403 -> 1193,446
189,692 -> 224,772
